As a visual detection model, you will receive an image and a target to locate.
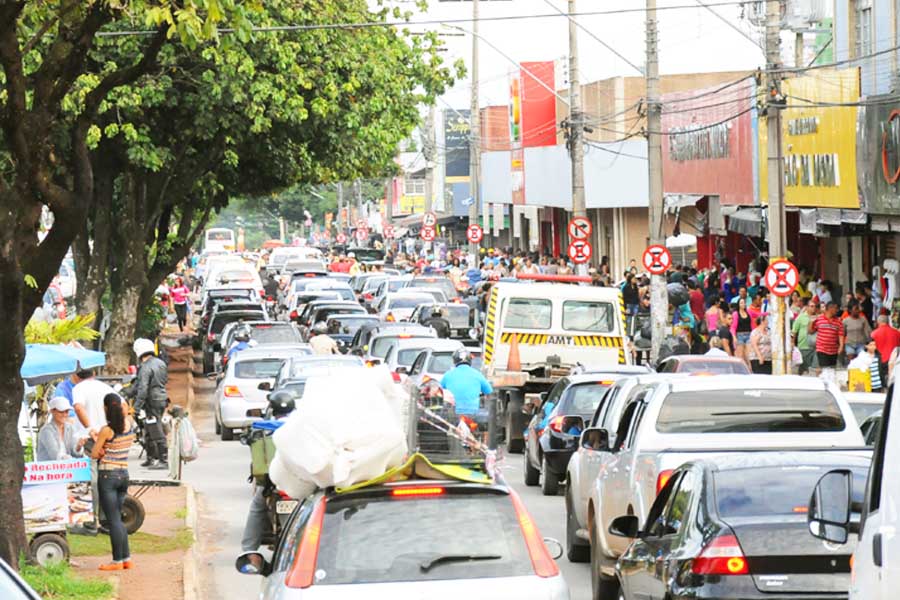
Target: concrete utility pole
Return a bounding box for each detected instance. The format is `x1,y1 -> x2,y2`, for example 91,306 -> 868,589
646,0 -> 668,364
336,182 -> 344,236
568,0 -> 587,274
385,177 -> 394,252
424,106 -> 436,214
766,0 -> 789,375
468,0 -> 480,258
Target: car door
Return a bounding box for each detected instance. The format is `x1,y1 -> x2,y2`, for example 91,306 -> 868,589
642,469 -> 696,600
577,384 -> 621,512
530,379 -> 567,468
262,496 -> 315,598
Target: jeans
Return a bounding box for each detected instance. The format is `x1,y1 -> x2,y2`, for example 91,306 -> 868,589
845,343 -> 865,357
142,405 -> 167,462
241,487 -> 270,552
174,303 -> 188,331
98,470 -> 130,562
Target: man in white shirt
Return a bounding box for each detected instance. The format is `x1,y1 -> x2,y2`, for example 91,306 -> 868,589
705,336 -> 729,357
72,369 -> 116,436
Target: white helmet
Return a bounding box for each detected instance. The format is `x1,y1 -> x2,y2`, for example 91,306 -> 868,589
133,338 -> 155,359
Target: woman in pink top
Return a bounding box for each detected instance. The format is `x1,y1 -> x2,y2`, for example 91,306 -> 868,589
705,301 -> 723,334
169,277 -> 191,332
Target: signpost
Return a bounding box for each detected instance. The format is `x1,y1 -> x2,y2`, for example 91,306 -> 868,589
423,212 -> 438,228
336,232 -> 347,245
420,226 -> 436,242
765,258 -> 799,298
383,224 -> 395,239
567,240 -> 592,264
568,216 -> 592,240
466,224 -> 484,244
642,244 -> 672,276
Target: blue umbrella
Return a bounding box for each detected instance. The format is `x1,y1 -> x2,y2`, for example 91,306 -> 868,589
21,344 -> 107,385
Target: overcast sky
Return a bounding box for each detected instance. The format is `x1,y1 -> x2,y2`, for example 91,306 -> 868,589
396,0 -> 773,109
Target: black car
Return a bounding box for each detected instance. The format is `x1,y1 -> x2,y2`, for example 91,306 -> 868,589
203,309 -> 267,373
611,451 -> 870,600
325,314 -> 380,352
523,367 -> 651,496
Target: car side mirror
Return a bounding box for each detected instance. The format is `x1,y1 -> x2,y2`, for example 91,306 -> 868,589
257,381 -> 272,391
580,427 -> 610,452
235,552 -> 271,577
608,515 -> 640,539
395,366 -> 408,375
538,391 -> 548,403
808,469 -> 852,545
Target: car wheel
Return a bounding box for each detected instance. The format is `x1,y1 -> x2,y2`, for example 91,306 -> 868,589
214,416 -> 222,435
505,407 -> 524,454
523,450 -> 540,486
221,425 -> 234,441
541,457 -> 560,496
566,489 -> 590,563
590,521 -> 620,600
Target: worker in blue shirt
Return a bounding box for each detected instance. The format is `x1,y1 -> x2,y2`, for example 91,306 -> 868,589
440,347 -> 492,418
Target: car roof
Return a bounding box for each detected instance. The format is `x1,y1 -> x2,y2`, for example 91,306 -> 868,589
572,365 -> 653,376
232,344 -> 312,360
212,309 -> 266,320
393,338 -> 463,350
566,372 -> 642,385
691,450 -> 872,473
663,354 -> 746,364
665,374 -> 831,394
371,325 -> 435,337
385,292 -> 435,299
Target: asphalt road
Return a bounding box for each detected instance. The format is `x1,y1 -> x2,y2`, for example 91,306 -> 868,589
185,376 -> 591,600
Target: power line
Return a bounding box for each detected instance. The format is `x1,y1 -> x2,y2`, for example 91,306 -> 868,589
692,0 -> 762,52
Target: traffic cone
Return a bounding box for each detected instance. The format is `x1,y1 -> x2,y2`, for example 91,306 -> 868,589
507,333 -> 522,371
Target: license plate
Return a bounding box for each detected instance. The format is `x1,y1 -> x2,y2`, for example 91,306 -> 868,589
276,500 -> 298,514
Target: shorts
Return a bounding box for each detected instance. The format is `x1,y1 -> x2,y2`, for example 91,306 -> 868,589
845,343 -> 866,356
736,332 -> 751,345
816,352 -> 838,368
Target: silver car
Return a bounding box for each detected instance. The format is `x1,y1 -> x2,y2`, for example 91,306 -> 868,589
236,479 -> 569,599
214,344 -> 311,441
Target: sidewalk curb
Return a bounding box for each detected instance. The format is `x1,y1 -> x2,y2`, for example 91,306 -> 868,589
107,574 -> 120,600
183,483 -> 201,600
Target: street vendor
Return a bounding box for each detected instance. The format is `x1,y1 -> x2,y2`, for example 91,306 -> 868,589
36,396 -> 87,461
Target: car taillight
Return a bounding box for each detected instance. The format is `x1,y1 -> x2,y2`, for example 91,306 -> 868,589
223,385 -> 242,397
391,486 -> 445,498
290,310 -> 298,319
363,293 -> 373,301
285,498 -> 327,588
548,416 -> 566,433
656,469 -> 674,495
266,296 -> 274,302
691,533 -> 749,576
277,490 -> 292,500
391,371 -> 401,383
509,491 -> 559,578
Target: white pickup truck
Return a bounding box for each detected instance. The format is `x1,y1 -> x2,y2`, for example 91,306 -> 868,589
578,374 -> 867,600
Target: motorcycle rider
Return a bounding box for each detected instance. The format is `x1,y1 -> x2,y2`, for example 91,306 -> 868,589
227,325 -> 254,362
421,306 -> 451,339
440,347 -> 492,425
124,338 -> 169,470
308,321 -> 338,355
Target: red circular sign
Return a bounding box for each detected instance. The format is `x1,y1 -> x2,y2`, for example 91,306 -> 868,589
356,219 -> 367,229
568,240 -> 592,264
568,217 -> 592,240
383,225 -> 395,239
336,233 -> 347,244
423,212 -> 438,228
642,244 -> 671,275
764,259 -> 799,297
355,228 -> 368,242
466,224 -> 484,244
420,226 -> 436,241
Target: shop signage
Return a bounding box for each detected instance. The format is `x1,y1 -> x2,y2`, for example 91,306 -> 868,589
668,122 -> 730,162
23,459 -> 91,485
857,95 -> 900,214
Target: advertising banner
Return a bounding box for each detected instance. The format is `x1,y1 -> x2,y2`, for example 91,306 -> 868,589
858,94 -> 900,214
661,77 -> 757,206
760,69 -> 860,208
443,109 -> 471,181
22,459 -> 94,533
520,61 -> 557,148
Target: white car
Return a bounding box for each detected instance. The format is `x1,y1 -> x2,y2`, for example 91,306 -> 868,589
405,287 -> 449,304
375,292 -> 435,322
382,338 -> 464,381
214,344 -> 312,440
302,280 -> 355,302
364,326 -> 437,364
584,375 -> 865,598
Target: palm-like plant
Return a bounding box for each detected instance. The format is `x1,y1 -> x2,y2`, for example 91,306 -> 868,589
25,314 -> 100,344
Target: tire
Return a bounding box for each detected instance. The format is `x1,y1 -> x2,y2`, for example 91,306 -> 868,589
505,396 -> 525,454
221,425 -> 234,441
566,489 -> 590,563
30,533 -> 69,567
121,495 -> 146,534
203,353 -> 213,374
214,416 -> 222,435
541,457 -> 560,496
523,450 -> 540,486
590,521 -> 620,600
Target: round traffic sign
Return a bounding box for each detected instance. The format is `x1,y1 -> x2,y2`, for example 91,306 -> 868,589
383,224 -> 395,239
466,224 -> 484,244
642,244 -> 671,275
355,228 -> 368,242
765,259 -> 799,297
422,212 -> 438,228
336,233 -> 347,244
568,217 -> 592,240
420,226 -> 436,242
568,240 -> 592,264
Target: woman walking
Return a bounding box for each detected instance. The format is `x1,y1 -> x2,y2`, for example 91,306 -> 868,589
748,314 -> 773,374
169,276 -> 191,332
731,297 -> 754,365
91,393 -> 136,571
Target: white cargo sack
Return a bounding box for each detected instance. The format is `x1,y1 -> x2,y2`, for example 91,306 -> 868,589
177,417 -> 200,462
270,366 -> 408,491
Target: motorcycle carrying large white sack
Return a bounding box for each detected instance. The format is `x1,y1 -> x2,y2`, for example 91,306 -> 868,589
270,365 -> 409,494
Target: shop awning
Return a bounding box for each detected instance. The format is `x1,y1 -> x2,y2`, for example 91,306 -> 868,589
664,194 -> 704,214
726,207 -> 762,237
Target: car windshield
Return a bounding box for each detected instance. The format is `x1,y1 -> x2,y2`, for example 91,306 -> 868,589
504,298 -> 552,329
409,278 -> 458,298
562,300 -> 615,333
387,279 -> 407,292
715,466 -> 868,519
389,297 -> 430,309
217,270 -> 255,283
564,382 -> 613,415
285,261 -> 325,272
673,359 -> 750,374
234,359 -> 284,379
656,389 -> 846,433
287,359 -> 361,378
397,347 -> 429,366
211,313 -> 265,335
314,493 -> 532,584
361,277 -> 387,293
308,287 -> 354,301
850,401 -> 883,425
372,335 -> 424,358
249,325 -> 300,344
327,316 -> 376,336
427,352 -> 455,374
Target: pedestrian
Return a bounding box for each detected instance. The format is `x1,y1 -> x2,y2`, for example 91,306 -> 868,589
308,322 -> 339,355
748,314 -> 773,374
842,301 -> 872,361
731,297 -> 754,365
622,274 -> 639,316
169,276 -> 191,332
37,397 -> 87,461
688,280 -> 705,325
866,341 -> 884,392
715,304 -> 735,356
92,393 -> 135,571
811,301 -> 845,375
705,336 -> 728,357
123,338 -> 169,470
871,315 -> 900,384
704,298 -> 723,335
792,298 -> 819,375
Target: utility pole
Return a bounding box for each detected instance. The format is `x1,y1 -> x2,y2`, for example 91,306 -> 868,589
766,0 -> 789,375
336,182 -> 344,236
568,0 -> 586,250
795,31 -> 803,68
646,0 -> 668,364
424,106 -> 436,214
385,177 -> 394,252
468,0 -> 480,258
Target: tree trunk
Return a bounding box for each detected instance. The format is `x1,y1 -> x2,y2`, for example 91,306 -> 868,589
73,166 -> 114,330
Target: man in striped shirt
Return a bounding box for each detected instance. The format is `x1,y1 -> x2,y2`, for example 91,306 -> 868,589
810,301 -> 845,374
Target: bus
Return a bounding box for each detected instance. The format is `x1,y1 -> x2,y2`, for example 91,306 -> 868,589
204,228 -> 236,253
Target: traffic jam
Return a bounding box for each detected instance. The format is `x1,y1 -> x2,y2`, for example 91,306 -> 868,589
183,212 -> 896,600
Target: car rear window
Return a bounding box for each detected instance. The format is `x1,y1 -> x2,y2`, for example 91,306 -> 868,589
674,360 -> 750,374
504,298 -> 551,330
427,352 -> 455,374
288,359 -> 362,377
234,359 -> 284,379
250,325 -> 300,344
327,316 -> 376,336
563,382 -> 613,415
656,390 -> 846,433
314,493 -> 532,584
562,300 -> 615,333
850,401 -> 883,425
211,313 -> 264,334
389,297 -> 430,309
409,278 -> 458,298
397,348 -> 427,365
715,466 -> 868,519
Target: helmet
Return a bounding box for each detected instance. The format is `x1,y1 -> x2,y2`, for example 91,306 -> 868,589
452,347 -> 472,366
268,390 -> 296,418
431,307 -> 444,318
234,325 -> 251,342
311,322 -> 328,336
133,338 -> 155,359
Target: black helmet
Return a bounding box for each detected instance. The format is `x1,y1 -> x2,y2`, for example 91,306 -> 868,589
431,307 -> 443,318
234,325 -> 251,343
452,347 -> 472,366
268,390 -> 296,418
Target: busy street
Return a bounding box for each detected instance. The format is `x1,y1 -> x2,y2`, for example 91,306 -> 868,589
4,1 -> 900,600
